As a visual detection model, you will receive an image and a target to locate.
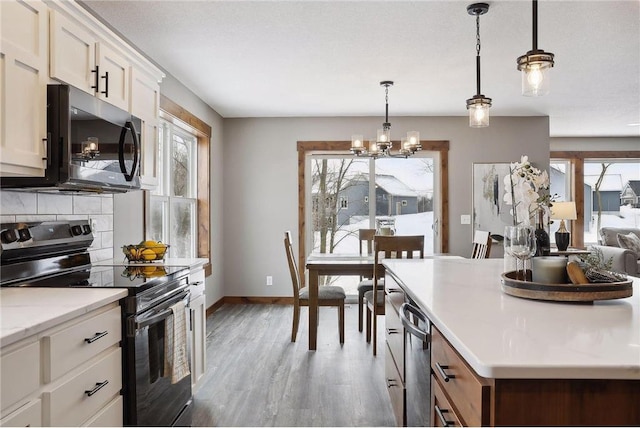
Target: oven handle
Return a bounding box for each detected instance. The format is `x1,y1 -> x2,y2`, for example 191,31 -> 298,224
135,291 -> 190,330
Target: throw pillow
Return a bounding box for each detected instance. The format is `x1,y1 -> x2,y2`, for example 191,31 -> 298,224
617,233 -> 640,259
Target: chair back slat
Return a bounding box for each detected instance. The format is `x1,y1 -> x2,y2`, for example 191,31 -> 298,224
373,235 -> 425,286
359,229 -> 376,255
471,230 -> 492,259
284,231 -> 300,304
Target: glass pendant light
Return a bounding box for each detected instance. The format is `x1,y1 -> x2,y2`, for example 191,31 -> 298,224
466,3 -> 492,128
517,0 -> 555,96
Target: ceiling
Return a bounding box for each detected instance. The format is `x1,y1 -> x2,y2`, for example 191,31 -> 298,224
82,0 -> 640,137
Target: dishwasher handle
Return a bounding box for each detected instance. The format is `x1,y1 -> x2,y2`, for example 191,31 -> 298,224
399,302 -> 430,343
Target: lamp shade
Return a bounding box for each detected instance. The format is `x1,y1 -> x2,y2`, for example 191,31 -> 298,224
551,202 -> 577,220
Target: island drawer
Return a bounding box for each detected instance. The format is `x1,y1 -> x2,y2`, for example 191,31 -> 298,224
385,296 -> 405,381
431,327 -> 491,427
385,342 -> 405,426
42,305 -> 121,382
0,399 -> 42,427
432,375 -> 463,427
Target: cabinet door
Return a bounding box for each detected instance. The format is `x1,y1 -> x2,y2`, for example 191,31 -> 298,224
131,68 -> 160,189
190,293 -> 207,392
96,42 -> 130,111
49,9 -> 96,94
0,0 -> 48,176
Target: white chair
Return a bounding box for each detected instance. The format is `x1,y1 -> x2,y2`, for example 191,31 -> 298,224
471,230 -> 492,259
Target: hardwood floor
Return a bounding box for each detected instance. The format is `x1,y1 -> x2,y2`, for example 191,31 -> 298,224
191,303 -> 398,427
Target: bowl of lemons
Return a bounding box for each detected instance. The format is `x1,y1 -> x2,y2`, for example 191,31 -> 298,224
122,240 -> 169,262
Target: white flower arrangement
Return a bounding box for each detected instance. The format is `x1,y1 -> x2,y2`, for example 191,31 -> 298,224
503,155 -> 552,226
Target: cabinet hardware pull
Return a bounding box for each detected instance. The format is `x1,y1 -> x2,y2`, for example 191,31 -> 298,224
85,380 -> 109,397
84,331 -> 108,343
190,309 -> 195,331
435,363 -> 454,382
101,71 -> 109,97
42,137 -> 49,164
386,379 -> 397,388
435,404 -> 453,427
386,328 -> 399,335
387,288 -> 402,294
91,66 -> 99,93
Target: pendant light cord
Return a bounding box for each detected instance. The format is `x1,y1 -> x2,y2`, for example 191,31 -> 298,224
475,13 -> 482,95
532,0 -> 538,51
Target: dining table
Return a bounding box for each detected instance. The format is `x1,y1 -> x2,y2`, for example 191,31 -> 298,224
304,252 -> 458,350
305,253 -> 380,351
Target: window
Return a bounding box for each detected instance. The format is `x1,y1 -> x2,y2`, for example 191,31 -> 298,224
339,196 -> 348,209
150,96 -> 211,275
149,120 -> 198,257
297,141 -> 448,297
550,151 -> 640,247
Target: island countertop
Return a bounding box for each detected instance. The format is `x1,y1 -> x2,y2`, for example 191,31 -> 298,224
382,257 -> 640,380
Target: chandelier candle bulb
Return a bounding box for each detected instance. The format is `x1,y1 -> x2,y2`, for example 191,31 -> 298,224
351,135 -> 363,149
532,256 -> 568,284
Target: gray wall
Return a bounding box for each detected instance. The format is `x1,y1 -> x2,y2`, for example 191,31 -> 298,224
222,116 -> 550,298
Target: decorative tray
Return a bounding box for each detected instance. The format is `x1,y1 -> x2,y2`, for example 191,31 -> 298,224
500,271 -> 633,302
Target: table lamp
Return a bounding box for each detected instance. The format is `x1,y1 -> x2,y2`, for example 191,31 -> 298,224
551,201 -> 577,251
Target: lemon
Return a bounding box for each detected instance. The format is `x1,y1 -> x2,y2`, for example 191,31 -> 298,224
141,240 -> 160,247
141,248 -> 157,261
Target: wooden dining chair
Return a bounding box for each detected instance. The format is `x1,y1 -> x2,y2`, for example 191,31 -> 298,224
357,228 -> 383,333
471,230 -> 492,259
364,235 -> 424,356
284,231 -> 345,344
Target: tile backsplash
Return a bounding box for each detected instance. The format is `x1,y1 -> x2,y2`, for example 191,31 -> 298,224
0,190 -> 114,262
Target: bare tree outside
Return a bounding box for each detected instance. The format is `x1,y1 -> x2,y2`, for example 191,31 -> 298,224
594,162 -> 611,233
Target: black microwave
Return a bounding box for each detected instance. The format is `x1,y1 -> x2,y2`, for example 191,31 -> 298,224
1,84 -> 141,193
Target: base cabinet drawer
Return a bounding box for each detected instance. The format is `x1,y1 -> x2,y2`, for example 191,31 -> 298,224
43,305 -> 121,382
83,395 -> 123,427
385,343 -> 405,427
0,340 -> 40,414
432,377 -> 463,427
43,348 -> 122,426
431,327 -> 491,426
0,399 -> 42,427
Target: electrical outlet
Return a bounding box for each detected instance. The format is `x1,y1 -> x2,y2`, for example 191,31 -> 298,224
460,214 -> 471,225
266,276 -> 273,286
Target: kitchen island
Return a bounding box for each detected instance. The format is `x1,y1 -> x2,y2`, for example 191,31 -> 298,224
382,257 -> 640,426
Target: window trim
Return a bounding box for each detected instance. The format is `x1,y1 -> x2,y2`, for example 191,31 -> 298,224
297,140 -> 449,286
550,150 -> 640,249
153,94 -> 212,276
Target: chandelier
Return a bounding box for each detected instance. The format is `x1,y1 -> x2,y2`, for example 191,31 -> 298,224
466,3 -> 491,128
516,0 -> 555,96
350,81 -> 421,158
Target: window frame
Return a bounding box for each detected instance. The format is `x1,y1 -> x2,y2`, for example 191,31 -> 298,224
550,150 -> 640,248
296,140 -> 449,286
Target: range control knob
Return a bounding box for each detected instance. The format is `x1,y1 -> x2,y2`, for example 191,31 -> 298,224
17,228 -> 32,242
0,229 -> 18,244
82,224 -> 92,235
71,225 -> 84,236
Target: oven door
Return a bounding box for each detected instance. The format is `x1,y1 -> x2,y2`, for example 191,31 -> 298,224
125,290 -> 192,426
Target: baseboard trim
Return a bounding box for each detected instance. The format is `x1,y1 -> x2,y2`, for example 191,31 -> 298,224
206,296 -> 293,316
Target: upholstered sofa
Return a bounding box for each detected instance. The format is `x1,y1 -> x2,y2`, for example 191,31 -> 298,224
589,227 -> 640,277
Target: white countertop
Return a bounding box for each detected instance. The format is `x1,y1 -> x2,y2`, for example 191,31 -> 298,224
1,288 -> 127,348
94,257 -> 208,269
382,258 -> 640,380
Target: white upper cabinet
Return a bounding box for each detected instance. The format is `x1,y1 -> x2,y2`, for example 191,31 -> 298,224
130,68 -> 160,189
49,9 -> 130,111
0,0 -> 49,177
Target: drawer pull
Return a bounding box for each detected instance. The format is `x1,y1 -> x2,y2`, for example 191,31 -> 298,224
386,327 -> 400,335
85,380 -> 109,397
386,378 -> 398,388
387,288 -> 403,294
84,331 -> 108,343
435,363 -> 455,382
435,404 -> 453,427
